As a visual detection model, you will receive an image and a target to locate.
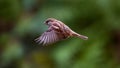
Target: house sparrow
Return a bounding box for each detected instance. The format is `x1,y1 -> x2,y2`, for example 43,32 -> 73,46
35,18 -> 88,45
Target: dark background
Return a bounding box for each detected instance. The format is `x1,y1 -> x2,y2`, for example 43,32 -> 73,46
0,0 -> 120,68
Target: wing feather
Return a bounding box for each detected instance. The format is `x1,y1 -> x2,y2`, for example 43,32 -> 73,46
45,32 -> 51,45
52,31 -> 58,43
40,34 -> 45,44
50,31 -> 54,44
47,32 -> 51,44
51,31 -> 55,43
53,31 -> 57,42
43,34 -> 47,45
35,29 -> 61,45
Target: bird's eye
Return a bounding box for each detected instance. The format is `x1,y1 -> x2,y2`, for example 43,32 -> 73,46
45,20 -> 54,25
46,20 -> 50,25
46,20 -> 50,24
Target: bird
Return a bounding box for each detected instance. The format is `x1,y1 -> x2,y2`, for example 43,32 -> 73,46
35,18 -> 88,45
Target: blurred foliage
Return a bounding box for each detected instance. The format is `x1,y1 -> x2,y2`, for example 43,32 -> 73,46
0,0 -> 120,68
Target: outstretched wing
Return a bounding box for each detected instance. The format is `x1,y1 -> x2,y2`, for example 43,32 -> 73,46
35,29 -> 59,45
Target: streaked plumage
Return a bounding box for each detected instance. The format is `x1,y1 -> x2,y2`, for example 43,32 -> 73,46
35,18 -> 88,45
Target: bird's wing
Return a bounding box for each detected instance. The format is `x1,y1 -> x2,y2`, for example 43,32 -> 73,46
35,29 -> 59,45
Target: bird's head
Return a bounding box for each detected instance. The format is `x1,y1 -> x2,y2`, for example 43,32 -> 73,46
44,18 -> 57,26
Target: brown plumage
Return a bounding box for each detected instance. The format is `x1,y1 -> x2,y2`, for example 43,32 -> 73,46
35,18 -> 88,45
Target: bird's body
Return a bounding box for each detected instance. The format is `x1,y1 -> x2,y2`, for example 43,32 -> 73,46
35,18 -> 88,45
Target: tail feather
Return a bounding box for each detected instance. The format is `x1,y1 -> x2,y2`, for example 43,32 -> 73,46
72,33 -> 88,40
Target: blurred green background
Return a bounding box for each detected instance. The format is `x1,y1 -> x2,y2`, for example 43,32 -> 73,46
0,0 -> 120,68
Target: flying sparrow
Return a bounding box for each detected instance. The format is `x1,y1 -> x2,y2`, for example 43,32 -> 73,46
35,18 -> 88,45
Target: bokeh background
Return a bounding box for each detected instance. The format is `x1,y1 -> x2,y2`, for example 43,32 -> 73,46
1,0 -> 120,68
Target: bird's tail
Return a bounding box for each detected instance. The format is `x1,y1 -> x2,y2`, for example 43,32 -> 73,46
72,32 -> 88,40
